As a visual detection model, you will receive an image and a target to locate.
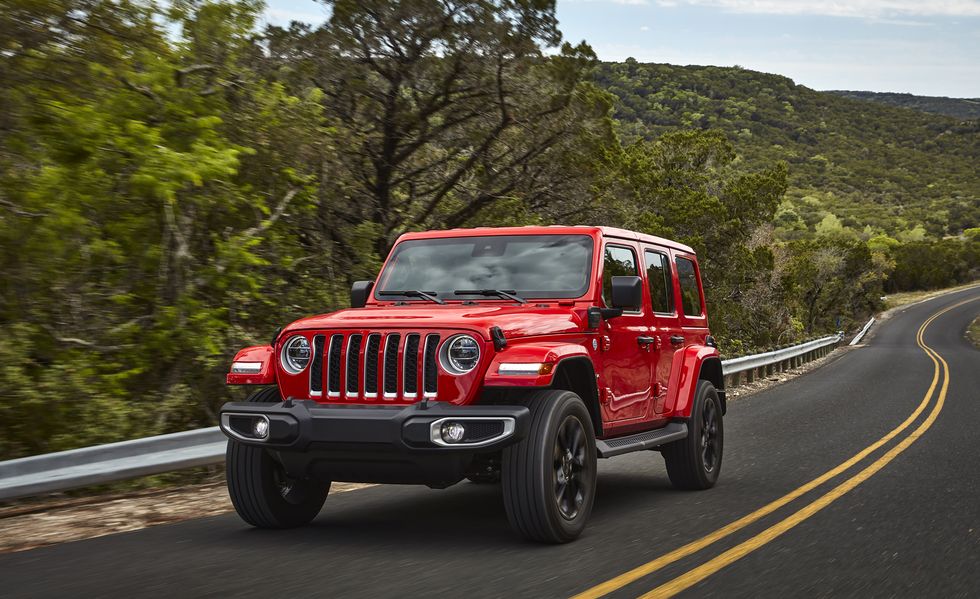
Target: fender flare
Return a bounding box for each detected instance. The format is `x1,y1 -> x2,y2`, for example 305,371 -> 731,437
226,345 -> 277,385
667,345 -> 723,417
483,341 -> 592,388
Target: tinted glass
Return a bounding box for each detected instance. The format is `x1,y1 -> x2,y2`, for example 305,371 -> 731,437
376,235 -> 593,300
644,250 -> 673,314
675,257 -> 703,317
602,245 -> 638,307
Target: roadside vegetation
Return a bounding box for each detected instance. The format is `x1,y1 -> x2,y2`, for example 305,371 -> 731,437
882,281 -> 980,310
968,317 -> 980,351
1,0 -> 977,459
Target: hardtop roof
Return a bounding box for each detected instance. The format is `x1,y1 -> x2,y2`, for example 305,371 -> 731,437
395,225 -> 695,254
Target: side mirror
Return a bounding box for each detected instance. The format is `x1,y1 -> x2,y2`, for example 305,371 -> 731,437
611,276 -> 642,311
350,280 -> 374,308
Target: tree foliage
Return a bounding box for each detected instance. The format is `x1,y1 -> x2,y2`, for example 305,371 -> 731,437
0,2 -> 975,459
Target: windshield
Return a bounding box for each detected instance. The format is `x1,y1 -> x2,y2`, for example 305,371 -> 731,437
376,235 -> 594,301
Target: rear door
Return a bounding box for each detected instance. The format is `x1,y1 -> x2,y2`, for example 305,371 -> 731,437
664,252 -> 709,413
642,247 -> 681,414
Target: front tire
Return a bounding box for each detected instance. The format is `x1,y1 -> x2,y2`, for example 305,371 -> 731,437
662,380 -> 724,490
226,387 -> 330,528
501,390 -> 597,543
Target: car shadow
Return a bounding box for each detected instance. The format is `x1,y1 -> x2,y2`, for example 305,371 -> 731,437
214,465 -> 683,551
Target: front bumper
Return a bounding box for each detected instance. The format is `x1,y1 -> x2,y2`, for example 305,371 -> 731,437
219,399 -> 530,486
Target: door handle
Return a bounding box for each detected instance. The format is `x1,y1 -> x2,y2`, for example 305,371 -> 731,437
637,336 -> 656,346
669,335 -> 685,346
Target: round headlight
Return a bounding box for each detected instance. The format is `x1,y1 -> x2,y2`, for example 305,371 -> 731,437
442,334 -> 480,374
281,335 -> 311,374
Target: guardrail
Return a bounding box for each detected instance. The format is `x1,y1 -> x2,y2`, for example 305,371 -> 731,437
0,331 -> 847,502
849,317 -> 875,346
0,428 -> 226,501
722,333 -> 843,387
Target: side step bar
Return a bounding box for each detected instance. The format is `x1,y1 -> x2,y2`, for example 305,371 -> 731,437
596,422 -> 688,458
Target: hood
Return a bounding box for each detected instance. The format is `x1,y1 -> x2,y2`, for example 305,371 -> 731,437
281,303 -> 589,340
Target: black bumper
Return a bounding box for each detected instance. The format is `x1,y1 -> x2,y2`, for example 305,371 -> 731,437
219,400 -> 530,486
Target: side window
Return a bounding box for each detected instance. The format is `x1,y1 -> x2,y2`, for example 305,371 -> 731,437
675,257 -> 703,317
644,250 -> 674,314
602,245 -> 638,307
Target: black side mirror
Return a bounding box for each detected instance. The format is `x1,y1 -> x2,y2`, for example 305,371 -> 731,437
350,280 -> 374,308
611,276 -> 643,311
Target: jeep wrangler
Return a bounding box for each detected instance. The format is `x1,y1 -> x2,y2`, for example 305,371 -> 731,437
219,226 -> 725,543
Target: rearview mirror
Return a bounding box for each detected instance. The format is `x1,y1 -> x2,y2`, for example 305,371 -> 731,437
611,276 -> 642,311
350,280 -> 374,308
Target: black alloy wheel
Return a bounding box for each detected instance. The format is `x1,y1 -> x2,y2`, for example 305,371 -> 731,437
662,380 -> 724,490
502,389 -> 598,543
554,415 -> 592,520
700,395 -> 720,474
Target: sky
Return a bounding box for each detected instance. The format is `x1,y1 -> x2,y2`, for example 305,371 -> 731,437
260,0 -> 980,98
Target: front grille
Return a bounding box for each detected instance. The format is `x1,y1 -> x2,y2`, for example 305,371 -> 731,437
383,334 -> 400,396
310,334 -> 325,396
363,334 -> 382,397
423,334 -> 439,395
403,334 -> 420,397
313,331 -> 442,402
345,334 -> 363,396
327,335 -> 343,396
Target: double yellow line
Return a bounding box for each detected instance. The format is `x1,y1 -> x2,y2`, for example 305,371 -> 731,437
575,296 -> 977,599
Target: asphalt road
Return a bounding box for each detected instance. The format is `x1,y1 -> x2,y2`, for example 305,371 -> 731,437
3,286 -> 979,598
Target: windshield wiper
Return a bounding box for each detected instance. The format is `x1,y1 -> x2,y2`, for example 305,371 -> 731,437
378,290 -> 445,305
454,289 -> 527,304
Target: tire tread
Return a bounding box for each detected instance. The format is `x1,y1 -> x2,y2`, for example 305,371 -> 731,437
225,387 -> 327,528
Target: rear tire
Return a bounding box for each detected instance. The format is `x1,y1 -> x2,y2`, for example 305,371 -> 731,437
501,390 -> 597,543
226,387 -> 330,528
662,380 -> 723,490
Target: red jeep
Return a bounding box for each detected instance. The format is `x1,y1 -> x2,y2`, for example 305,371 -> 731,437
220,226 -> 724,542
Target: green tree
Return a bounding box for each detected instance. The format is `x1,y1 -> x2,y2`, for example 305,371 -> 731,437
260,0 -> 614,271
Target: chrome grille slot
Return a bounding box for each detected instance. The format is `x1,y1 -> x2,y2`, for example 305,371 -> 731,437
423,334 -> 440,396
310,334 -> 325,397
327,334 -> 343,396
403,334 -> 420,397
345,334 -> 363,396
383,333 -> 401,397
363,334 -> 382,397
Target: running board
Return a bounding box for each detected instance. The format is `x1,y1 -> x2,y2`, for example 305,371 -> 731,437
596,422 -> 688,458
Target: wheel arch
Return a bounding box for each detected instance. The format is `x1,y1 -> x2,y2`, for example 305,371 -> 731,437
669,345 -> 724,417
549,357 -> 603,438
698,356 -> 726,415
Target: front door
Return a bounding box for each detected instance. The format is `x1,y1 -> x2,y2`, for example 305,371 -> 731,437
599,242 -> 652,423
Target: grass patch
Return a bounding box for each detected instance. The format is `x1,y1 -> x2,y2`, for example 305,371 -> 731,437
882,280 -> 980,310
968,316 -> 980,351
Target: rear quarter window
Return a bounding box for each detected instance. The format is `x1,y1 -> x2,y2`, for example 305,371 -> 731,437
675,256 -> 703,317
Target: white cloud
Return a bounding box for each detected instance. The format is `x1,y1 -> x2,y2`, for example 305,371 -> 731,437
264,7 -> 328,24
573,0 -> 650,4
654,1 -> 980,18
640,25 -> 651,30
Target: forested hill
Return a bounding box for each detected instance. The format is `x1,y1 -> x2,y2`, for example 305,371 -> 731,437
826,90 -> 980,120
595,61 -> 980,238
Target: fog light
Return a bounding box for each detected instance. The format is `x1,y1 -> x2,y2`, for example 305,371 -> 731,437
253,418 -> 269,439
440,421 -> 466,444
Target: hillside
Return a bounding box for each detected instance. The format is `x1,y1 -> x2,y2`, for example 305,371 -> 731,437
826,90 -> 980,120
595,61 -> 980,238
